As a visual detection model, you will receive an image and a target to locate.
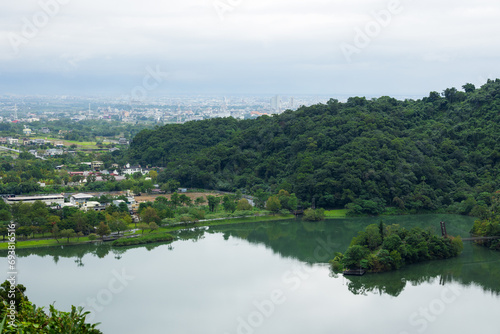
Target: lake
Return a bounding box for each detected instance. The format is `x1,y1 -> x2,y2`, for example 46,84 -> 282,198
2,214 -> 500,334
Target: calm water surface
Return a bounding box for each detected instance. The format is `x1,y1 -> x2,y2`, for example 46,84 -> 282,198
2,214 -> 499,334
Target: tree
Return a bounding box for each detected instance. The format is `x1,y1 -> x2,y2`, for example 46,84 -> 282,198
0,209 -> 12,223
342,245 -> 368,269
288,194 -> 298,211
195,196 -> 206,205
162,179 -> 180,193
96,222 -> 111,239
277,189 -> 290,209
87,174 -> 97,183
170,192 -> 181,208
149,170 -> 158,181
60,229 -> 76,243
118,201 -> 129,212
265,195 -> 281,213
206,195 -> 221,212
303,208 -> 325,221
0,280 -> 102,333
138,223 -> 149,234
141,207 -> 160,224
222,195 -> 237,213
52,225 -> 61,243
462,83 -> 475,93
109,219 -> 128,235
17,226 -> 31,239
149,222 -> 159,232
236,198 -> 253,211
179,194 -> 192,206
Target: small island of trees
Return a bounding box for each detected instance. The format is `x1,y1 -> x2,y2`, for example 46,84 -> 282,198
330,223 -> 464,273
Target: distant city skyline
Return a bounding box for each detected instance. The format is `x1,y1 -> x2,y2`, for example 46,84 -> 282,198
1,1 -> 499,97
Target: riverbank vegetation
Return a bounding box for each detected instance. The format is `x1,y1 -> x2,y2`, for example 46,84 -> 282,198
0,280 -> 101,333
111,233 -> 175,247
330,223 -> 464,273
0,190 -> 295,249
470,191 -> 500,250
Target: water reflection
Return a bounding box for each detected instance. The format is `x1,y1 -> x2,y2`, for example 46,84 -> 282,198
208,215 -> 500,297
2,215 -> 499,298
1,238 -> 175,266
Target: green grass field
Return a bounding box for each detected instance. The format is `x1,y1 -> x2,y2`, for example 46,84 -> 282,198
30,136 -> 112,149
0,236 -> 94,249
324,209 -> 348,218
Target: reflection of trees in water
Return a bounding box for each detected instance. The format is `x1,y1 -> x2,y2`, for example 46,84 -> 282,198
211,216 -> 500,297
0,237 -> 176,266
176,227 -> 206,242
209,219 -> 359,263
337,245 -> 500,297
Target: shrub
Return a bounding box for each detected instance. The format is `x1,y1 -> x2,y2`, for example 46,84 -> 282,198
303,208 -> 325,221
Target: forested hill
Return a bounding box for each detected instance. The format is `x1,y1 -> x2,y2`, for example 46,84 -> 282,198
129,79 -> 500,214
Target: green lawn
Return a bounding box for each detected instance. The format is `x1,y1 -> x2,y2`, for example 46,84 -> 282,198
30,136 -> 108,149
0,236 -> 93,249
324,209 -> 348,218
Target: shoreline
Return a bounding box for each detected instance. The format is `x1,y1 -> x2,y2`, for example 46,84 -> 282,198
0,213 -> 297,250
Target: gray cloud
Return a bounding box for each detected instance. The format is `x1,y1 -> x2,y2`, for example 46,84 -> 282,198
1,0 -> 499,96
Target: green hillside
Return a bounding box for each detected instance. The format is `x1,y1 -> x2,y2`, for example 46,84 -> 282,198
129,80 -> 500,214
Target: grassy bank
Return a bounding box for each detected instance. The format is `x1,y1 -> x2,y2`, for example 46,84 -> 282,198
324,209 -> 348,218
0,236 -> 95,250
0,214 -> 295,250
112,233 -> 175,247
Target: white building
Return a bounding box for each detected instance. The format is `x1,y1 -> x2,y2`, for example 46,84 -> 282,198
123,163 -> 143,175
70,193 -> 94,205
5,194 -> 64,205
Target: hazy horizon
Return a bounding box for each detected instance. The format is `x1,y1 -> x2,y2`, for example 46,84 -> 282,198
1,0 -> 499,97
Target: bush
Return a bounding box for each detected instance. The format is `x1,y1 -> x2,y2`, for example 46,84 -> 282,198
0,281 -> 102,333
189,208 -> 205,220
112,233 -> 175,247
177,215 -> 198,223
236,198 -> 253,211
231,210 -> 254,217
161,218 -> 176,226
303,208 -> 325,221
177,207 -> 189,214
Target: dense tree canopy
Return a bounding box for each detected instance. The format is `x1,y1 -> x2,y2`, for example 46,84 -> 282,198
129,80 -> 500,212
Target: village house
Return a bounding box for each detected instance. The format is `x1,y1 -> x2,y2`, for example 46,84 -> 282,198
91,161 -> 104,171
118,137 -> 129,145
44,149 -> 64,156
7,138 -> 19,145
81,201 -> 105,212
123,163 -> 143,175
70,193 -> 94,206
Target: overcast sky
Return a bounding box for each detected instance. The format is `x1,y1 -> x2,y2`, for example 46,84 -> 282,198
1,0 -> 499,98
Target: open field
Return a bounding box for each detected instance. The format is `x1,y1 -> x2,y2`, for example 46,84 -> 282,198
31,136 -> 113,149
324,209 -> 348,218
